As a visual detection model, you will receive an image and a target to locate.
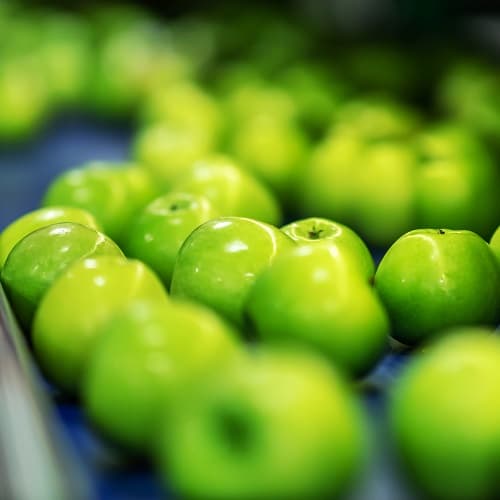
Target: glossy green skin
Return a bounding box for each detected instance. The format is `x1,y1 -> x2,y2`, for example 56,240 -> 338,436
159,349 -> 367,500
171,217 -> 294,327
133,124 -> 213,190
375,229 -> 500,345
42,163 -> 157,243
391,331 -> 500,500
281,218 -> 375,281
354,141 -> 417,248
0,206 -> 100,268
33,256 -> 168,392
123,192 -> 220,288
246,245 -> 388,376
490,226 -> 500,267
230,115 -> 308,203
172,156 -> 283,226
415,125 -> 500,239
83,299 -> 241,453
1,223 -> 122,330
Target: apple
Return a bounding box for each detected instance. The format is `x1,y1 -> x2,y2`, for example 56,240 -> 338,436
414,123 -> 500,239
490,226 -> 500,267
123,192 -> 220,288
281,217 -> 374,281
83,299 -> 241,453
139,81 -> 223,147
132,123 -> 213,190
171,155 -> 283,226
229,114 -> 308,206
157,348 -> 367,500
353,140 -> 417,248
298,129 -> 364,227
390,329 -> 500,500
0,53 -> 51,141
33,256 -> 168,393
332,97 -> 421,140
0,206 -> 100,268
170,217 -> 294,327
374,229 -> 500,345
42,162 -> 158,243
1,222 -> 122,331
245,245 -> 388,376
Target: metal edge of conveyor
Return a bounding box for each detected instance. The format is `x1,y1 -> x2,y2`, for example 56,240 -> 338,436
0,284 -> 91,500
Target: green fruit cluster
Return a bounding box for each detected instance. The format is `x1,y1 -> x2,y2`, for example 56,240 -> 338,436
1,3 -> 500,500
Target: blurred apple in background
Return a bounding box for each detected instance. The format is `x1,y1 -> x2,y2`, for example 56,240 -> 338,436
157,348 -> 367,500
171,217 -> 294,327
490,226 -> 500,266
171,155 -> 283,226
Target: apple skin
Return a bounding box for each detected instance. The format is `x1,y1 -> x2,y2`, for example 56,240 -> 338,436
390,329 -> 500,500
490,226 -> 500,267
245,245 -> 388,377
229,115 -> 308,205
170,217 -> 294,327
414,124 -> 500,239
171,155 -> 283,226
123,192 -> 220,288
374,229 -> 500,345
42,162 -> 158,243
353,140 -> 418,248
132,123 -> 213,190
1,222 -> 122,331
0,206 -> 100,268
281,217 -> 374,281
32,256 -> 168,393
83,299 -> 241,454
157,348 -> 367,500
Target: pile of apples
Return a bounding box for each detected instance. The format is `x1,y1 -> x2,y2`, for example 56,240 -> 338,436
1,3 -> 500,500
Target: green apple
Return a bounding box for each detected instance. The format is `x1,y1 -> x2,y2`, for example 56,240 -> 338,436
83,299 -> 241,453
333,97 -> 421,140
353,140 -> 417,248
38,12 -> 91,106
414,124 -> 500,238
171,155 -> 283,226
230,115 -> 308,205
390,329 -> 500,500
375,229 -> 500,345
33,256 -> 168,392
281,217 -> 374,281
170,217 -> 294,327
0,206 -> 100,268
123,192 -> 220,288
157,348 -> 367,500
132,123 -> 213,190
490,226 -> 500,267
298,129 -> 364,226
1,222 -> 122,330
42,162 -> 157,243
139,81 -> 223,147
246,245 -> 388,376
0,54 -> 51,141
